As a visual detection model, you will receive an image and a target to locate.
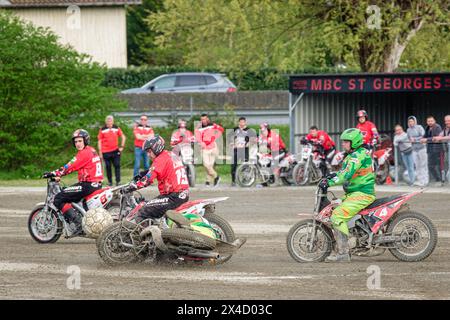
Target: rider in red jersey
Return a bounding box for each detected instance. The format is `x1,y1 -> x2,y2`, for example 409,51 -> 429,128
127,135 -> 189,223
46,129 -> 103,235
356,110 -> 379,150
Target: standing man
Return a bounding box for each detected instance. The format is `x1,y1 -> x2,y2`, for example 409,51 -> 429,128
133,114 -> 154,177
407,116 -> 428,187
433,115 -> 450,183
393,124 -> 415,186
98,115 -> 126,186
421,116 -> 443,184
228,117 -> 257,186
195,114 -> 224,187
356,110 -> 379,151
171,119 -> 194,147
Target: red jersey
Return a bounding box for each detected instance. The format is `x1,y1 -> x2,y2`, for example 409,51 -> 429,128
54,146 -> 103,182
306,130 -> 335,151
98,125 -> 123,153
171,129 -> 194,146
136,150 -> 189,195
259,131 -> 286,152
195,123 -> 224,150
357,121 -> 379,145
134,125 -> 154,148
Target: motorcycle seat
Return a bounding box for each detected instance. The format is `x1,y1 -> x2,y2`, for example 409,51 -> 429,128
365,194 -> 406,210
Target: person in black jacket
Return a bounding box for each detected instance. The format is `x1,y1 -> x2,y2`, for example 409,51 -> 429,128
421,116 -> 443,183
228,117 -> 257,186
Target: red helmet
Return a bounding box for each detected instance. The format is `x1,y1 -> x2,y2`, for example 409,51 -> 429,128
72,129 -> 90,147
143,135 -> 165,156
356,110 -> 368,119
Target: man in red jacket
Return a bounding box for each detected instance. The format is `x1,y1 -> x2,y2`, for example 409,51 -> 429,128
356,110 -> 379,150
127,135 -> 189,223
46,129 -> 103,235
195,114 -> 224,187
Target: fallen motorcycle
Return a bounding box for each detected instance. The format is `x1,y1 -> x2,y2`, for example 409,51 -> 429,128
286,186 -> 437,262
97,185 -> 245,266
28,174 -> 121,243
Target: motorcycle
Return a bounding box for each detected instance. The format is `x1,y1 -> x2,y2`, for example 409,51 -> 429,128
173,141 -> 196,187
97,185 -> 244,266
235,149 -> 296,187
286,186 -> 437,262
373,147 -> 392,185
28,174 -> 122,243
293,141 -> 344,186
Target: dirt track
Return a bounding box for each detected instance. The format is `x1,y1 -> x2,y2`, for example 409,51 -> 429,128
0,186 -> 449,300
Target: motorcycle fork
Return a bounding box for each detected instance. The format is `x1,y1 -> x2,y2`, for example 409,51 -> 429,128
307,219 -> 318,252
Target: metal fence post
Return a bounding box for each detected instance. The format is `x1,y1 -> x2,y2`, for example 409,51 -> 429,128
394,145 -> 399,185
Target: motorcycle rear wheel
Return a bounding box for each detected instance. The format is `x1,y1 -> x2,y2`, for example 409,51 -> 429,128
387,211 -> 437,262
204,213 -> 236,264
287,219 -> 333,262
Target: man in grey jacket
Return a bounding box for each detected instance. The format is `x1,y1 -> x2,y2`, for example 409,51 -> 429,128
407,116 -> 428,187
394,124 -> 415,185
420,116 -> 443,184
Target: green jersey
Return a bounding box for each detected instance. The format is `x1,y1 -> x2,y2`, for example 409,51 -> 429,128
328,147 -> 375,195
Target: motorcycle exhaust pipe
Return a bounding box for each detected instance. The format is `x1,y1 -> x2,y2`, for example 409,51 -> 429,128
186,249 -> 220,259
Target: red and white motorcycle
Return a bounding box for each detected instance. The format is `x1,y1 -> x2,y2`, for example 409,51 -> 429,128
287,186 -> 437,262
28,175 -> 122,243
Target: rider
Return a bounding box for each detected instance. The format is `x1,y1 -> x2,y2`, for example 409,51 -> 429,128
47,129 -> 103,235
259,122 -> 287,184
126,135 -> 190,224
318,128 -> 376,262
302,125 -> 336,176
356,110 -> 379,151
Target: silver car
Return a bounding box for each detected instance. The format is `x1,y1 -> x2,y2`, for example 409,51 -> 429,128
121,72 -> 237,94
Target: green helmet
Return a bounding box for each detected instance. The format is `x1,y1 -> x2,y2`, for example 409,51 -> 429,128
340,128 -> 363,149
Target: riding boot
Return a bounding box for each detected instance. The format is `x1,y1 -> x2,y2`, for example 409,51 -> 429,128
326,230 -> 351,262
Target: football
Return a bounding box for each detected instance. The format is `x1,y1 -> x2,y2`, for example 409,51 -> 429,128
82,207 -> 114,239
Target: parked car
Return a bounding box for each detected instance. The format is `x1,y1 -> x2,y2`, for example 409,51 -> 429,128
121,73 -> 237,94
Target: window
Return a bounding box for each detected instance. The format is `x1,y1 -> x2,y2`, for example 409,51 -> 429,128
153,76 -> 176,89
176,75 -> 205,87
205,76 -> 218,85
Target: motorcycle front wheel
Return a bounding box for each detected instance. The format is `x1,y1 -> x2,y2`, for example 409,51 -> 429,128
236,163 -> 257,187
287,219 -> 333,262
28,205 -> 63,244
292,162 -> 309,186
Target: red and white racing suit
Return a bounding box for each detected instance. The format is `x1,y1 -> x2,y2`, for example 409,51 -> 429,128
53,146 -> 103,213
135,150 -> 190,221
357,121 -> 379,149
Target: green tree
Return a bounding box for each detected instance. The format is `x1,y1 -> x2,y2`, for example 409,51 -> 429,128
148,0 -> 450,72
0,12 -> 126,176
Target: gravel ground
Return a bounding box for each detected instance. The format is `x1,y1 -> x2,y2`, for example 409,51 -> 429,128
0,185 -> 449,300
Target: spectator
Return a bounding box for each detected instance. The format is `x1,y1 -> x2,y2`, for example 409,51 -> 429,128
98,115 -> 126,186
407,116 -> 428,187
420,116 -> 443,184
227,117 -> 257,187
303,125 -> 336,176
195,114 -> 224,187
171,119 -> 194,147
433,115 -> 450,183
356,109 -> 379,151
133,114 -> 154,177
393,124 -> 415,186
